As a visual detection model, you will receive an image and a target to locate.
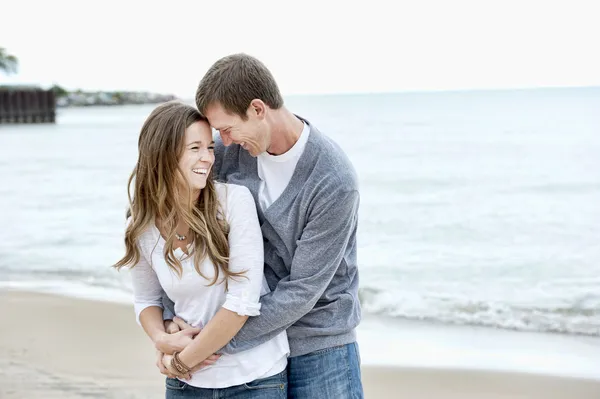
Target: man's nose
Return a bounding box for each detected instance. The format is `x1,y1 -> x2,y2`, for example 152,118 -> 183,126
220,132 -> 232,146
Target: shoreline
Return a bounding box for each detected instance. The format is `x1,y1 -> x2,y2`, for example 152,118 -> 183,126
3,280 -> 599,341
2,289 -> 600,398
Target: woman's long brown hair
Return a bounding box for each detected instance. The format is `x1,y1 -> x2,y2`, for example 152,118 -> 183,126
113,100 -> 243,288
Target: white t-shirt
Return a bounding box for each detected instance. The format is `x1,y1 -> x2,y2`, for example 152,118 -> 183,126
257,122 -> 310,210
129,183 -> 289,388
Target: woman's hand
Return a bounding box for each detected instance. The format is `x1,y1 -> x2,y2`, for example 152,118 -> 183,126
156,350 -> 176,378
162,354 -> 191,380
154,327 -> 200,354
160,352 -> 222,380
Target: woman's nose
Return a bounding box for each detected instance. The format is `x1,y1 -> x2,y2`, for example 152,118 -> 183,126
199,148 -> 212,161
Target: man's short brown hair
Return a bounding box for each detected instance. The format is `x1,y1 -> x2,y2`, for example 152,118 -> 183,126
195,53 -> 284,120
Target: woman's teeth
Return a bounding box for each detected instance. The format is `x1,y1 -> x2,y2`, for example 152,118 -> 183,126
192,168 -> 208,175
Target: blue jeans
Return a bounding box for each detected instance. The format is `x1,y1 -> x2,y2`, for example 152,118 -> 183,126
288,342 -> 364,399
165,370 -> 287,398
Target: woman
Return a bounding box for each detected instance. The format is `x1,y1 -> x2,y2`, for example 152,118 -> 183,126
114,101 -> 289,398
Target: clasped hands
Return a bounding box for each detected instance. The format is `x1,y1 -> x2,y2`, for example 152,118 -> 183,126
154,316 -> 221,379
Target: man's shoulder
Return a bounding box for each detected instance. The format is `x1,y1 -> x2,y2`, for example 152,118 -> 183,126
306,125 -> 358,190
214,136 -> 253,168
213,136 -> 246,181
214,136 -> 244,158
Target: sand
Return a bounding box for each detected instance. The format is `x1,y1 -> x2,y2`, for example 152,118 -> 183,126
1,290 -> 599,399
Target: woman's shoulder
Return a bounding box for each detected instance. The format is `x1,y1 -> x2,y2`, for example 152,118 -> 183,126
214,182 -> 255,220
214,182 -> 252,202
125,216 -> 156,247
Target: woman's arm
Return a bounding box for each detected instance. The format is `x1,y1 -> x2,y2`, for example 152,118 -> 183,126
177,308 -> 248,368
176,185 -> 266,369
130,244 -> 200,353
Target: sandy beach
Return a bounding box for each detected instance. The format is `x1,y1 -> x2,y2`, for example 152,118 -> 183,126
1,289 -> 599,399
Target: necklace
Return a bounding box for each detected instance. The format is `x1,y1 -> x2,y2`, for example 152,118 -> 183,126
175,228 -> 190,241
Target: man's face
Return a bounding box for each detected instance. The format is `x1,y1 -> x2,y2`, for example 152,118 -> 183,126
204,102 -> 269,157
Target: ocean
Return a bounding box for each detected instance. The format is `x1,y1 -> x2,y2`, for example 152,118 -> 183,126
1,87 -> 599,336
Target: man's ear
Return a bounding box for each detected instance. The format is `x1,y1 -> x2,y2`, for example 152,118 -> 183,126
249,99 -> 266,120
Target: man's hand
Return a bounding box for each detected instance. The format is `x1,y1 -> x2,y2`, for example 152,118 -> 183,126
164,319 -> 181,334
172,316 -> 196,331
157,316 -> 223,371
155,327 -> 200,355
190,353 -> 221,372
156,350 -> 175,378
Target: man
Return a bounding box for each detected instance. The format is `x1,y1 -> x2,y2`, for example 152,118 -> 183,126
164,53 -> 363,398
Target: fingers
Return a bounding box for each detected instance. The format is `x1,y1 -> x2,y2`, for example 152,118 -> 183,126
195,359 -> 215,370
201,359 -> 217,366
156,351 -> 174,378
181,327 -> 201,337
191,354 -> 221,372
172,316 -> 194,330
164,320 -> 180,334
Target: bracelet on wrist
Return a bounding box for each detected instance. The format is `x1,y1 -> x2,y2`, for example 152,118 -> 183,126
171,352 -> 192,375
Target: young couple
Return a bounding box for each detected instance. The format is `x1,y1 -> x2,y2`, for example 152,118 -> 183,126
114,54 -> 363,398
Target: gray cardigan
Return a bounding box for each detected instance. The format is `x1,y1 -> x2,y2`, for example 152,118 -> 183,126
165,118 -> 362,357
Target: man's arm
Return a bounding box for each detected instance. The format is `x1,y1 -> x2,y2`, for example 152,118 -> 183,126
221,189 -> 359,354
162,294 -> 176,321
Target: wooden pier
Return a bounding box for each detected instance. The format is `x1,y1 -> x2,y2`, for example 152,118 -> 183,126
0,87 -> 56,124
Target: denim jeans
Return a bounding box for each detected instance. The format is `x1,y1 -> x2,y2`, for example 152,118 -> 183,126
288,342 -> 364,399
165,369 -> 287,398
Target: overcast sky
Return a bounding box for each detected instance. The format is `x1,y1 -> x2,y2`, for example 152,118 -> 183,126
1,0 -> 598,97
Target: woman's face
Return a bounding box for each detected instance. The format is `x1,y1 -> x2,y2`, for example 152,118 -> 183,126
177,120 -> 215,195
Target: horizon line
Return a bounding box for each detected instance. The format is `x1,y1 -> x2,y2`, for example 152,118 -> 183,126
2,82 -> 599,98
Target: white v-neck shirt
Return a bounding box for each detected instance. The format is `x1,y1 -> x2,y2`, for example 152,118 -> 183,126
257,122 -> 310,210
129,183 -> 289,388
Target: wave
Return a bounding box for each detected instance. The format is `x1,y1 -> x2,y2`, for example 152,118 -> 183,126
4,267 -> 599,337
358,286 -> 600,336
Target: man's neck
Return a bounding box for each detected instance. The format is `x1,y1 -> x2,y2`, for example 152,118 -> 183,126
266,107 -> 304,155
